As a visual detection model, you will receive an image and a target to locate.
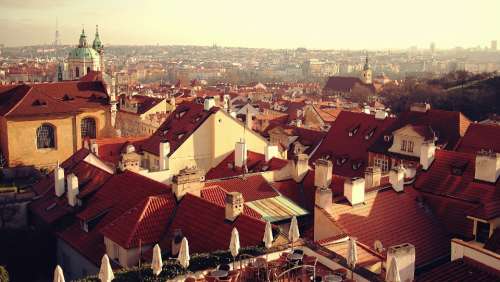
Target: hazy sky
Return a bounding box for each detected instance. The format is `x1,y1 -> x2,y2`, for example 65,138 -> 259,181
1,0 -> 499,49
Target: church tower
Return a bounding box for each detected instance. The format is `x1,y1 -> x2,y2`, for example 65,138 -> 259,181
361,54 -> 372,84
67,28 -> 101,79
92,25 -> 105,72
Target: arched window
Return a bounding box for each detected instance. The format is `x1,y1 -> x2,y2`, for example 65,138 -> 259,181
86,67 -> 91,74
81,117 -> 96,139
37,124 -> 56,149
75,67 -> 80,78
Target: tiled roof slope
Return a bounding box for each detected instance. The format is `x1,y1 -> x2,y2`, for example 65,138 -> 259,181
485,228 -> 500,254
456,123 -> 500,154
370,109 -> 471,155
101,194 -> 176,249
311,111 -> 396,178
120,95 -> 165,115
94,136 -> 149,165
332,187 -> 450,267
206,174 -> 279,202
205,150 -> 288,180
323,76 -> 375,93
415,150 -> 500,221
29,149 -> 113,224
161,193 -> 266,254
0,81 -> 109,118
201,186 -> 262,219
417,258 -> 500,282
58,171 -> 171,265
141,100 -> 219,156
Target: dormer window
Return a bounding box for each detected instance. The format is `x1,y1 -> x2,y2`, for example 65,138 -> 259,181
364,127 -> 377,140
62,94 -> 74,101
336,155 -> 349,166
352,160 -> 364,171
384,135 -> 392,142
451,160 -> 468,176
32,99 -> 47,106
348,125 -> 360,137
176,109 -> 188,119
176,132 -> 185,140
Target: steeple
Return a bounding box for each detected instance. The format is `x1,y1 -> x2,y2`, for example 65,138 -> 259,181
92,25 -> 103,52
361,52 -> 372,84
78,27 -> 87,48
363,53 -> 370,71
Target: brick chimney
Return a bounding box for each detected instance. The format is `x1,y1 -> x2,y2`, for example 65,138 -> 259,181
235,139 -> 247,168
66,173 -> 79,207
364,166 -> 381,189
225,192 -> 244,221
389,166 -> 405,192
386,243 -> 415,282
315,187 -> 332,209
291,154 -> 309,182
54,164 -> 65,197
159,140 -> 170,170
420,141 -> 436,170
265,145 -> 279,162
172,167 -> 205,200
475,150 -> 500,183
344,177 -> 365,206
314,159 -> 333,189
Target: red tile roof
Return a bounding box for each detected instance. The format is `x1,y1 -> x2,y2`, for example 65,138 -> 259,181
206,174 -> 279,202
101,194 -> 177,249
205,150 -> 288,180
456,123 -> 500,154
0,81 -> 109,118
485,228 -> 500,254
323,76 -> 375,93
201,186 -> 262,219
120,95 -> 165,115
94,136 -> 149,165
414,150 -> 500,221
417,258 -> 500,282
141,100 -> 219,156
331,187 -> 450,267
311,111 -> 396,178
160,193 -> 266,254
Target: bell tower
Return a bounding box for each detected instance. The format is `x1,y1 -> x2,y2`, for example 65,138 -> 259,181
361,54 -> 372,84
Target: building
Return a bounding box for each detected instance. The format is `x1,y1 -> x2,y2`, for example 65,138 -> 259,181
65,27 -> 103,80
0,78 -> 114,168
323,56 -> 375,97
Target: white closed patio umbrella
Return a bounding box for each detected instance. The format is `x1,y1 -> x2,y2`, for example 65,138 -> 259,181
178,237 -> 190,269
263,221 -> 273,249
288,216 -> 300,250
346,237 -> 358,279
53,265 -> 65,282
151,244 -> 163,276
386,256 -> 402,282
230,227 -> 240,269
98,254 -> 115,282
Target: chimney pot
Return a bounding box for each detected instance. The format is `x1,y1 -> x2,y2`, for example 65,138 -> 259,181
225,192 -> 244,221
291,154 -> 309,182
389,166 -> 405,192
364,166 -> 381,189
172,167 -> 205,200
204,97 -> 215,111
314,159 -> 333,189
159,141 -> 170,170
386,243 -> 415,282
54,165 -> 65,197
474,150 -> 500,183
315,187 -> 332,209
344,177 -> 365,206
235,139 -> 247,168
420,141 -> 436,170
66,173 -> 79,207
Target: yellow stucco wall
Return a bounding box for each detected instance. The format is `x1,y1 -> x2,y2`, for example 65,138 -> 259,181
4,109 -> 109,168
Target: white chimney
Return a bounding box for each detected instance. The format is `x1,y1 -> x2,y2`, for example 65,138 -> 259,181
389,166 -> 405,192
170,97 -> 176,111
245,112 -> 253,129
225,192 -> 244,221
172,168 -> 205,200
314,159 -> 333,189
420,141 -> 436,170
475,150 -> 500,183
90,140 -> 99,156
364,166 -> 381,189
235,139 -> 247,168
159,141 -> 170,170
66,173 -> 79,207
375,110 -> 388,120
204,97 -> 215,111
296,119 -> 302,127
315,187 -> 332,209
54,164 -> 65,197
386,243 -> 415,282
344,177 -> 365,206
265,145 -> 279,162
291,154 -> 309,182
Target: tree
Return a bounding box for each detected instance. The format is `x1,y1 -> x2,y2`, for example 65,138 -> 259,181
0,265 -> 9,282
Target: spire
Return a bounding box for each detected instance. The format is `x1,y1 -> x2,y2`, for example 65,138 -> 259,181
363,53 -> 370,71
79,26 -> 87,47
93,24 -> 103,52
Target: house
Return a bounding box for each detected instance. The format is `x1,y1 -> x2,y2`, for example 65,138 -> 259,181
139,98 -> 274,183
266,124 -> 326,160
368,104 -> 471,174
323,76 -> 375,97
0,79 -> 115,168
456,123 -> 500,154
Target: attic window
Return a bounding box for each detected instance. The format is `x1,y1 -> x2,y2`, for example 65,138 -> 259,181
176,132 -> 186,140
336,155 -> 349,166
176,109 -> 188,119
162,127 -> 170,136
383,135 -> 392,142
348,125 -> 360,137
451,160 -> 468,176
364,127 -> 377,140
193,114 -> 202,123
322,153 -> 332,160
32,99 -> 47,106
352,160 -> 364,171
62,94 -> 74,101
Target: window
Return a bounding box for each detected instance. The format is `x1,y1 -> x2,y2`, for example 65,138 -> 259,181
81,117 -> 96,139
407,141 -> 414,153
113,243 -> 120,260
401,140 -> 407,151
75,67 -> 80,78
374,158 -> 389,172
37,124 -> 56,149
476,221 -> 490,243
400,139 -> 415,153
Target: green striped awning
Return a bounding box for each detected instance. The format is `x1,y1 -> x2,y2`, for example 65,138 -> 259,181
246,196 -> 309,222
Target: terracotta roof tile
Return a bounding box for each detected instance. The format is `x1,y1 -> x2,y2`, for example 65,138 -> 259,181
457,123 -> 500,154
201,186 -> 262,219
206,174 -> 279,202
417,258 -> 500,282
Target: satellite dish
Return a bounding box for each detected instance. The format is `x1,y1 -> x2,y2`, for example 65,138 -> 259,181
374,240 -> 384,253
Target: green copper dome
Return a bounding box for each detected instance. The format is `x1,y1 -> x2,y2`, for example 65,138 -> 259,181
68,47 -> 100,60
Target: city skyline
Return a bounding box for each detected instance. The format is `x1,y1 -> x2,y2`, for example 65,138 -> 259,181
1,0 -> 499,49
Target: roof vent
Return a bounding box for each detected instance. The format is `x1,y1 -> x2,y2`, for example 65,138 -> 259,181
62,94 -> 74,101
32,99 -> 47,106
